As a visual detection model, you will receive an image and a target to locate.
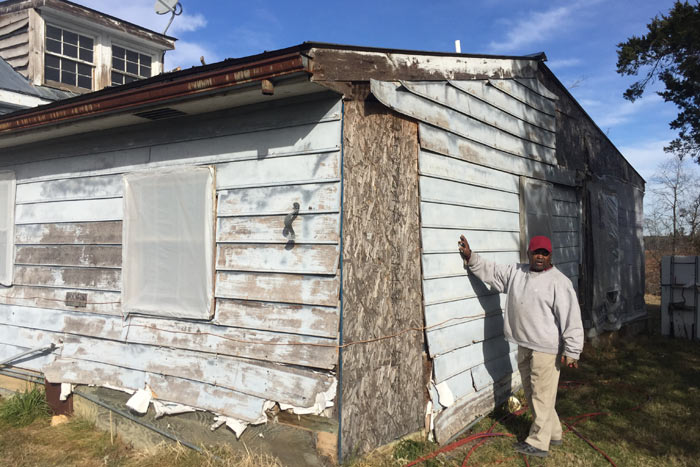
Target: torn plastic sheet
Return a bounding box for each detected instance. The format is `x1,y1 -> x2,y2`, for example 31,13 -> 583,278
153,400 -> 199,419
59,383 -> 73,401
279,379 -> 337,415
210,401 -> 274,439
125,386 -> 154,414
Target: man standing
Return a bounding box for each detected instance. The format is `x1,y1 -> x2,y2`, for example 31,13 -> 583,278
458,234 -> 583,458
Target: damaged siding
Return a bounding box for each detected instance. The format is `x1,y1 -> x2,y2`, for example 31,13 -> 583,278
0,93 -> 342,427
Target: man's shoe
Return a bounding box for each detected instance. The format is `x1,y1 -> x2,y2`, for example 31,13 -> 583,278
514,442 -> 548,458
550,438 -> 563,446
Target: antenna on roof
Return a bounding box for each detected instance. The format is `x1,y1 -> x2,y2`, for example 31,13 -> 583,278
154,0 -> 182,35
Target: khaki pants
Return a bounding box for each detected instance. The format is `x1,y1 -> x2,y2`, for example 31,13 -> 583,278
517,347 -> 563,451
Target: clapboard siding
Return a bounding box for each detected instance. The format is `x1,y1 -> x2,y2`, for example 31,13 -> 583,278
421,229 -> 519,254
216,244 -> 339,275
422,251 -> 520,280
14,265 -> 121,291
216,271 -> 339,307
0,343 -> 54,371
15,245 -> 121,268
424,295 -> 506,329
0,286 -> 121,315
16,198 -> 123,224
433,339 -> 516,383
419,176 -> 519,212
15,174 -> 123,204
419,150 -> 520,193
426,313 -> 505,356
217,182 -> 340,217
217,214 -> 339,244
15,222 -> 122,245
488,80 -> 556,116
421,203 -> 520,231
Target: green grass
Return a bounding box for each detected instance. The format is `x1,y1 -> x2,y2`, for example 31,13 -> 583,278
0,386 -> 51,427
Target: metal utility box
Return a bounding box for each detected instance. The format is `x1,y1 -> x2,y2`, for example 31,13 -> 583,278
661,256 -> 700,340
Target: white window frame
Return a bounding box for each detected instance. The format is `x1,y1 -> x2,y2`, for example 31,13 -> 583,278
0,172 -> 16,287
44,23 -> 96,91
110,43 -> 154,86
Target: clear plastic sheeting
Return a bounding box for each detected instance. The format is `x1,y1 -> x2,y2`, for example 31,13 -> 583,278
0,171 -> 15,286
122,166 -> 214,319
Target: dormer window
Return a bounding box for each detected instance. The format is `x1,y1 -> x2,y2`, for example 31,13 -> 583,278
112,46 -> 152,85
44,24 -> 94,90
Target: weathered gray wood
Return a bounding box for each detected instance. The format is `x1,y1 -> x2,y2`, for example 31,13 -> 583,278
553,246 -> 579,265
216,244 -> 339,275
215,152 -> 340,190
124,315 -> 338,369
15,245 -> 121,268
217,214 -> 339,244
0,286 -> 121,315
553,231 -> 579,248
15,198 -> 123,224
433,339 -> 516,383
421,202 -> 520,231
0,30 -> 28,50
0,322 -> 63,349
60,336 -> 335,408
13,265 -> 121,291
419,150 -> 519,193
44,358 -> 269,423
0,305 -> 123,340
470,351 -> 518,391
371,80 -> 556,164
552,199 -> 579,218
488,80 -> 556,116
557,262 -> 579,279
419,126 -> 576,186
15,222 -> 122,245
515,78 -> 559,101
552,186 -> 577,203
419,176 -> 519,212
217,182 -> 340,217
150,121 -> 341,168
402,81 -> 555,148
421,228 -> 520,254
0,342 -> 54,372
424,296 -> 506,329
0,15 -> 28,35
15,174 -> 123,204
426,313 -> 505,356
214,299 -> 339,338
439,368 -> 475,404
422,251 -> 520,280
216,271 -> 339,307
448,80 -> 556,131
552,216 -> 578,233
423,274 -> 500,306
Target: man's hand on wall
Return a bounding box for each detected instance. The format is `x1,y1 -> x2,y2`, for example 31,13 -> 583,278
458,235 -> 472,265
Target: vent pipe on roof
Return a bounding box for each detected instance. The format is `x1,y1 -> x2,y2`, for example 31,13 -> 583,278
454,40 -> 461,54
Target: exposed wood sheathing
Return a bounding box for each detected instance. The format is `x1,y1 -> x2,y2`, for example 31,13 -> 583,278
340,98 -> 424,458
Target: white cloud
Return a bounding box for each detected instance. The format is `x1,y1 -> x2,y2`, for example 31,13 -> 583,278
593,94 -> 663,128
618,138 -> 671,182
546,58 -> 582,70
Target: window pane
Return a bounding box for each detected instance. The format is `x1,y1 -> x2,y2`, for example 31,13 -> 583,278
77,75 -> 91,89
45,54 -> 60,69
63,44 -> 77,58
61,58 -> 77,74
46,25 -> 61,40
140,54 -> 151,67
79,48 -> 93,63
77,63 -> 91,76
112,57 -> 124,71
45,65 -> 60,82
126,61 -> 138,75
124,75 -> 136,84
61,70 -> 76,85
63,30 -> 78,45
46,39 -> 61,54
111,71 -> 124,86
139,65 -> 151,77
113,46 -> 125,59
80,36 -> 93,50
126,49 -> 138,62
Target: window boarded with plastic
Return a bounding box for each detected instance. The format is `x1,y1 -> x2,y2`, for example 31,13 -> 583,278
0,172 -> 15,286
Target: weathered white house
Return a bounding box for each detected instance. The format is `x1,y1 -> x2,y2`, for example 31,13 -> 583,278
0,42 -> 645,461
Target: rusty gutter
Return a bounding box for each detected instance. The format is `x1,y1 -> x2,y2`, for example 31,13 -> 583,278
0,52 -> 310,134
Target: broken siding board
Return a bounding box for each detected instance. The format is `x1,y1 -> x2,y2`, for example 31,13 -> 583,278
13,265 -> 121,291
15,245 -> 121,268
124,315 -> 338,369
217,214 -> 339,244
439,369 -> 476,403
15,198 -> 123,224
215,152 -> 340,190
470,351 -> 518,391
419,150 -> 519,193
419,176 -> 519,212
216,271 -> 339,307
433,339 -> 517,383
216,244 -> 339,275
421,202 -> 519,231
447,80 -> 556,131
0,343 -> 54,372
60,336 -> 335,407
0,286 -> 121,315
425,313 -> 506,356
423,274 -> 499,306
15,222 -> 122,245
214,299 -> 338,338
371,80 -> 556,164
424,296 -> 506,329
15,174 -> 123,203
217,182 -> 340,217
488,80 -> 556,116
421,229 -> 519,254
44,358 -> 268,423
422,251 -> 520,280
150,120 -> 341,167
402,81 -> 556,147
419,125 -> 576,186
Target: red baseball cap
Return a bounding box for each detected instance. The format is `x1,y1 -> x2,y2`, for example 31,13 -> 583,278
528,235 -> 552,253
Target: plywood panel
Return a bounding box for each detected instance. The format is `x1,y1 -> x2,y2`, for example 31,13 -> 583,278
216,271 -> 339,307
214,299 -> 338,338
488,80 -> 556,116
215,152 -> 340,189
16,174 -> 123,204
421,202 -> 519,231
60,336 -> 334,407
15,222 -> 122,245
422,251 -> 520,280
426,313 -> 505,356
0,286 -> 121,315
419,176 -> 519,212
15,245 -> 121,268
448,80 -> 556,131
217,182 -> 340,217
424,296 -> 506,329
419,150 -> 519,193
16,198 -> 123,224
217,214 -> 339,244
421,228 -> 520,254
14,266 -> 121,291
433,339 -> 516,383
403,81 -> 555,147
216,244 -> 339,275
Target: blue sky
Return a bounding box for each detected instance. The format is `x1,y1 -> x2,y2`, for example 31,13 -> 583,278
76,0 -> 680,182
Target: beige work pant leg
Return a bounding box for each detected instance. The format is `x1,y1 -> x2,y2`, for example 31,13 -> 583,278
517,347 -> 563,451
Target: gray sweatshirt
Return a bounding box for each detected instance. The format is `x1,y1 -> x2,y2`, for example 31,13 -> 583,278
467,252 -> 584,359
